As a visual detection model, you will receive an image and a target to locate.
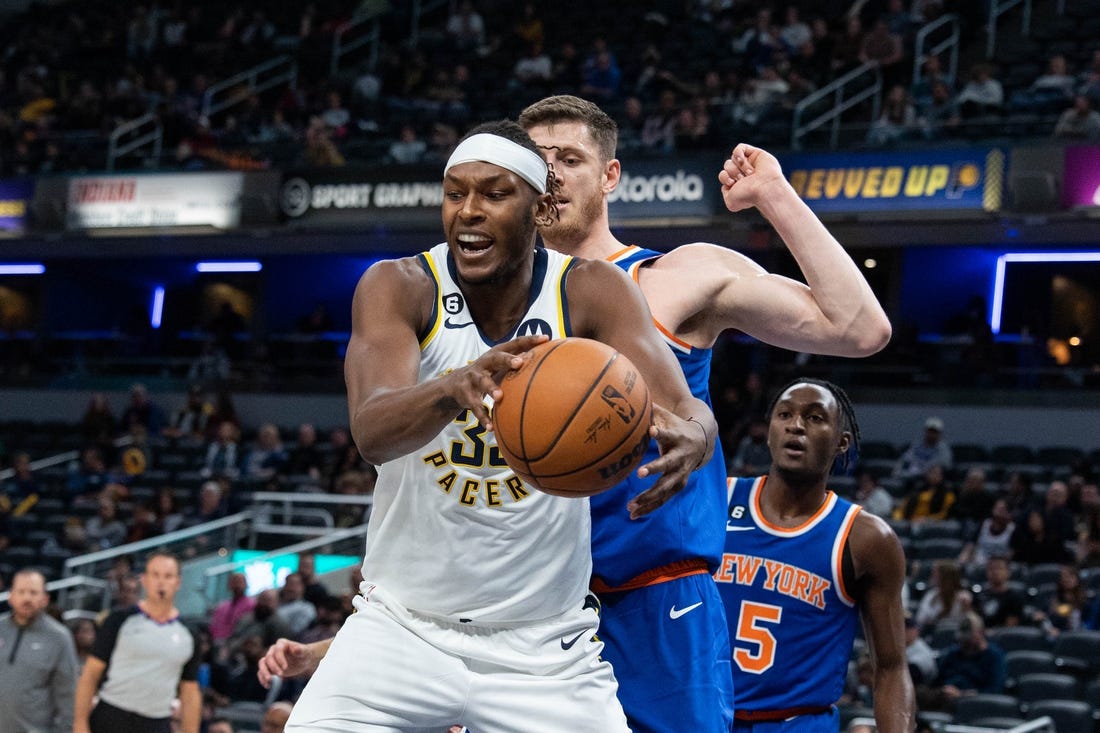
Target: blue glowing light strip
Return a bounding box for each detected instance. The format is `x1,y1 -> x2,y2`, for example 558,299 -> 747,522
990,252 -> 1100,334
150,286 -> 165,329
0,263 -> 45,275
195,261 -> 262,273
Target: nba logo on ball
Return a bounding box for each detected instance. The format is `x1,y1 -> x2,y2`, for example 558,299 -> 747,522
493,338 -> 653,497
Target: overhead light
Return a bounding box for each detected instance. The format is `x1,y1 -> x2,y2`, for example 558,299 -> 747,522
1069,336 -> 1081,347
990,252 -> 1100,334
150,286 -> 165,329
863,258 -> 877,269
196,261 -> 262,273
0,263 -> 45,275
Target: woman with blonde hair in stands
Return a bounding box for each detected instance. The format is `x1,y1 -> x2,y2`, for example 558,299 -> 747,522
914,559 -> 972,632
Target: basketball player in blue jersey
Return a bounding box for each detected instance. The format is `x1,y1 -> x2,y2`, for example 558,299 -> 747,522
719,379 -> 913,731
281,120 -> 717,733
517,96 -> 892,732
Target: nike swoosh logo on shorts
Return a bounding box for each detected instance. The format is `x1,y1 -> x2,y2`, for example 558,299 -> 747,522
726,524 -> 755,532
560,631 -> 587,650
669,602 -> 703,619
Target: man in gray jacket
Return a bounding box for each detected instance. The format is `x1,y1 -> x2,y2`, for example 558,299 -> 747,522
0,568 -> 79,733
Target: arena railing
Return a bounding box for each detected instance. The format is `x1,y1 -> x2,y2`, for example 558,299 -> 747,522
247,491 -> 374,544
0,574 -> 111,617
199,523 -> 368,611
986,0 -> 1032,59
912,14 -> 960,89
791,62 -> 882,150
201,55 -> 298,120
106,112 -> 163,172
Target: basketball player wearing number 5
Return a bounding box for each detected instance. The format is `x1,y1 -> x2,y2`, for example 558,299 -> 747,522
283,120 -> 716,732
518,96 -> 891,732
718,379 -> 913,732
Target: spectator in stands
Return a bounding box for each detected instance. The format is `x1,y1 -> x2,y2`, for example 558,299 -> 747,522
734,8 -> 782,72
1079,49 -> 1100,105
550,40 -> 584,94
2,451 -> 40,516
85,495 -> 127,550
285,423 -> 324,481
580,48 -> 622,101
779,5 -> 812,53
70,617 -> 97,672
866,84 -> 918,145
262,702 -> 293,733
423,121 -> 459,165
893,416 -> 953,480
1029,54 -> 1077,105
1011,509 -> 1073,565
859,17 -> 906,86
80,392 -> 116,449
916,612 -> 1006,710
510,40 -> 554,98
973,555 -> 1025,628
1001,470 -> 1038,522
386,124 -> 427,165
954,63 -> 1003,118
185,481 -> 228,528
296,553 -> 329,606
445,0 -> 486,53
228,589 -> 290,655
853,469 -> 894,518
1077,493 -> 1100,568
0,569 -> 79,733
639,89 -> 679,153
201,421 -> 241,480
299,116 -> 345,168
208,718 -> 234,733
728,418 -> 772,477
1053,94 -> 1100,140
209,572 -> 256,647
904,612 -> 938,685
243,423 -> 288,482
65,447 -> 110,502
204,392 -> 240,443
96,573 -> 141,626
1043,479 -> 1077,547
1035,563 -> 1085,635
119,383 -> 165,436
154,487 -> 186,535
299,593 -> 346,645
831,15 -> 866,75
951,468 -> 995,541
896,464 -> 956,522
733,65 -> 790,127
914,559 -> 972,631
212,632 -> 269,703
1083,588 -> 1100,630
187,339 -> 231,388
163,385 -> 213,443
332,469 -> 375,528
126,500 -> 160,544
276,572 -> 316,638
960,497 -> 1015,567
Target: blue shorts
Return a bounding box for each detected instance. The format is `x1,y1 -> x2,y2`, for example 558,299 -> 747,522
597,572 -> 733,733
731,707 -> 839,733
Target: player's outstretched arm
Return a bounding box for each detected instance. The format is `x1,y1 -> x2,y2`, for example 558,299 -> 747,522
568,259 -> 715,517
258,638 -> 332,687
851,512 -> 915,733
653,143 -> 890,355
345,259 -> 547,464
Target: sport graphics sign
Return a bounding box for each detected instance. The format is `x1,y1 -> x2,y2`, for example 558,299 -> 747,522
66,172 -> 245,230
279,167 -> 443,227
781,148 -> 1004,214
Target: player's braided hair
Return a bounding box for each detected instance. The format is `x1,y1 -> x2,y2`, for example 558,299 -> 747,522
459,120 -> 562,221
766,377 -> 861,472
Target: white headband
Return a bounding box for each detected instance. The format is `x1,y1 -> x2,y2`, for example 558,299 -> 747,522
444,133 -> 548,194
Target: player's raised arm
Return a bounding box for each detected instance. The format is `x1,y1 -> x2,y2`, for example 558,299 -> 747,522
345,259 -> 545,464
645,143 -> 890,356
567,258 -> 715,517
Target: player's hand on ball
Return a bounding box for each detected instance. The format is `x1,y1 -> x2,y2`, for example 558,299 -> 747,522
627,403 -> 709,519
454,334 -> 548,430
258,638 -> 315,687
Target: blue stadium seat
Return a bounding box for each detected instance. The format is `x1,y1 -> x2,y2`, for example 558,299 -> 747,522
953,694 -> 1022,725
1016,672 -> 1080,709
987,626 -> 1050,654
1026,699 -> 1094,731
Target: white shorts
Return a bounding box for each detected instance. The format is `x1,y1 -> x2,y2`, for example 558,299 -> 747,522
285,584 -> 630,733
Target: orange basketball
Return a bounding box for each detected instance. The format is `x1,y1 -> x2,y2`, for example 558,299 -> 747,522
492,337 -> 653,497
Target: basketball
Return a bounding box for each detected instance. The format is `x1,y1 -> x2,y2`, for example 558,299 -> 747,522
492,337 -> 653,497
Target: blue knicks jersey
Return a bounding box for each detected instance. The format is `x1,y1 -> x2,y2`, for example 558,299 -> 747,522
717,476 -> 862,711
589,245 -> 728,586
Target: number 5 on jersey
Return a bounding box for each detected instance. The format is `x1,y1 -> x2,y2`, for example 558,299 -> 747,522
733,601 -> 782,674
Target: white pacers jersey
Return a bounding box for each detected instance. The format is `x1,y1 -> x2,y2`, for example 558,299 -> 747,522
362,242 -> 593,625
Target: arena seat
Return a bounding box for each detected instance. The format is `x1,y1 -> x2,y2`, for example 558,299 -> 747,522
987,626 -> 1051,654
1025,699 -> 1095,731
1052,630 -> 1100,677
1005,650 -> 1058,690
1016,672 -> 1081,709
953,694 -> 1022,725
968,717 -> 1027,730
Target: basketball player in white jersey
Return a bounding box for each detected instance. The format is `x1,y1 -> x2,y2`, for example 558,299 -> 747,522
282,120 -> 716,733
